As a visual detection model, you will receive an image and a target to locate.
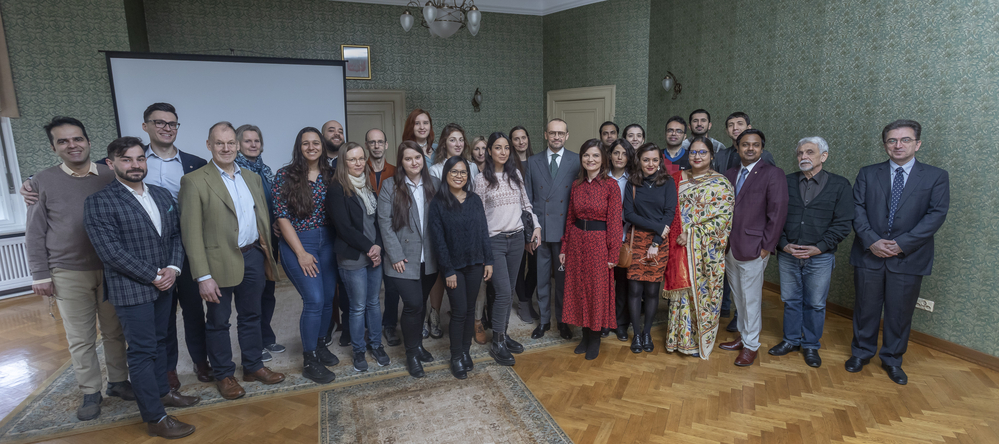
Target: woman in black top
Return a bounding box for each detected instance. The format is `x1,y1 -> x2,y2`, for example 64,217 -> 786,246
427,156 -> 494,379
623,143 -> 678,353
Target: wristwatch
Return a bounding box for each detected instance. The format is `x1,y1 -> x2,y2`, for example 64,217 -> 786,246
651,242 -> 660,248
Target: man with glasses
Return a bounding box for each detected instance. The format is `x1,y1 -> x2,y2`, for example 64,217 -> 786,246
524,118 -> 580,340
661,116 -> 690,174
364,128 -> 402,346
847,120 -> 949,385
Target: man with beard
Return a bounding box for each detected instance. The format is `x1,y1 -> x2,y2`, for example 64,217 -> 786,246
680,109 -> 727,154
84,137 -> 201,438
769,137 -> 853,368
322,120 -> 345,167
365,128 -> 402,346
599,121 -> 619,151
661,116 -> 691,173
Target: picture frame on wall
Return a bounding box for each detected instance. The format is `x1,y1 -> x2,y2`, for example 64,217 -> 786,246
341,45 -> 371,80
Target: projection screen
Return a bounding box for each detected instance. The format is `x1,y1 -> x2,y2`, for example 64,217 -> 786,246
105,52 -> 347,171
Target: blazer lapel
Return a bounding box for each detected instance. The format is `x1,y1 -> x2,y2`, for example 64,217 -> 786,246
204,166 -> 237,215
407,186 -> 423,236
152,189 -> 173,238
112,182 -> 160,235
894,160 -> 922,210
733,165 -> 762,206
875,162 -> 891,209
537,153 -> 556,187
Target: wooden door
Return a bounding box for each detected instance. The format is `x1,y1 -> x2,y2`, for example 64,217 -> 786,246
546,85 -> 616,153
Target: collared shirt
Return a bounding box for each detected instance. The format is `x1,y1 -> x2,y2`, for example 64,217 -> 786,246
798,169 -> 829,205
145,147 -> 185,201
198,162 -> 259,283
59,162 -> 99,177
546,147 -> 564,168
117,179 -> 181,279
890,157 -> 915,189
406,175 -> 426,263
741,159 -> 761,176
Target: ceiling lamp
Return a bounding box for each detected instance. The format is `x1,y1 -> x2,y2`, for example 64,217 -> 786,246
400,1 -> 481,38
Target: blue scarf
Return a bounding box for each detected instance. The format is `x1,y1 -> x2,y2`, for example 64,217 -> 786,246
235,152 -> 274,184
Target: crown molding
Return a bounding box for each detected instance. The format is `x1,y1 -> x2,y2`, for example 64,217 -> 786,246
329,0 -> 606,16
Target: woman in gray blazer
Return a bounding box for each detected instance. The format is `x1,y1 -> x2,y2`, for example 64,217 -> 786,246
377,141 -> 441,378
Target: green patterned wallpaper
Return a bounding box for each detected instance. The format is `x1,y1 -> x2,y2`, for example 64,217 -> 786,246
543,0 -> 650,133
648,0 -> 999,357
0,0 -> 130,179
142,0 -> 544,147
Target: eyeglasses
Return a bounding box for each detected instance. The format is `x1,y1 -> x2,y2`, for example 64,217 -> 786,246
147,119 -> 180,130
366,140 -> 386,147
547,131 -> 567,139
666,129 -> 685,135
448,169 -> 469,178
345,157 -> 366,165
689,150 -> 710,157
885,137 -> 916,146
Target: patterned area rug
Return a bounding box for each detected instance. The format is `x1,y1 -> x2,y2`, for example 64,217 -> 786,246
320,363 -> 571,444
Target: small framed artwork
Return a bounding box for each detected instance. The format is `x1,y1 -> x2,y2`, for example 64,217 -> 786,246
341,45 -> 371,80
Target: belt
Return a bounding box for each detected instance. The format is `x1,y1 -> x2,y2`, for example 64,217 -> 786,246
500,229 -> 524,238
239,240 -> 260,254
574,219 -> 607,231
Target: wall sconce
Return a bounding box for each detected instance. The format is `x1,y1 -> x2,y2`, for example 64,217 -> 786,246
472,88 -> 482,112
662,71 -> 681,100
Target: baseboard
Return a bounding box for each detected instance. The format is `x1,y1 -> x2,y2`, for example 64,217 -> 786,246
763,280 -> 999,372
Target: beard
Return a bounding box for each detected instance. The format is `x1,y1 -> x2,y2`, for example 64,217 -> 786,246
115,167 -> 147,183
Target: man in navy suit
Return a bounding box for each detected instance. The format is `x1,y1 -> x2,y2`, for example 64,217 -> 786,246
717,129 -> 788,367
84,137 -> 200,439
847,120 -> 949,385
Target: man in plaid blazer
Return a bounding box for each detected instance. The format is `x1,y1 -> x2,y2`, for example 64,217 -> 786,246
84,137 -> 200,439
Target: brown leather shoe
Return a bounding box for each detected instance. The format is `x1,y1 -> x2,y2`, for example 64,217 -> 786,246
474,320 -> 487,345
147,415 -> 195,439
216,376 -> 245,400
160,389 -> 201,408
718,338 -> 744,351
194,361 -> 214,382
166,370 -> 181,391
734,348 -> 757,366
242,366 -> 286,385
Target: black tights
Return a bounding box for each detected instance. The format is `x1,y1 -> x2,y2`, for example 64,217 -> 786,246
628,280 -> 661,335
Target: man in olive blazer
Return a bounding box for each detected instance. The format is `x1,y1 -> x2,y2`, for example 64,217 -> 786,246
179,122 -> 283,400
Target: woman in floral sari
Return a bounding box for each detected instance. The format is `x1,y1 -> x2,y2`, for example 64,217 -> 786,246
663,136 -> 734,358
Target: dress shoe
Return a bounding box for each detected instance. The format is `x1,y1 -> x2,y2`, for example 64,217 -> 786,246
615,327 -> 629,342
531,323 -> 550,339
106,380 -> 135,401
242,367 -> 285,385
844,356 -> 870,373
462,351 -> 474,372
802,348 -> 822,368
383,327 -> 402,347
302,351 -> 336,384
160,389 -> 200,407
166,370 -> 181,391
216,376 -> 245,400
77,392 -> 102,421
881,363 -> 908,385
558,322 -> 573,340
642,332 -> 654,353
490,333 -> 516,366
725,316 -> 739,332
516,303 -> 534,324
147,415 -> 195,439
734,348 -> 758,366
630,333 -> 644,354
316,339 -> 340,366
718,338 -> 744,351
405,354 -> 425,378
505,335 -> 525,354
600,328 -> 610,338
194,361 -> 214,382
474,320 -> 487,345
450,357 -> 467,380
416,345 -> 434,362
768,340 -> 800,356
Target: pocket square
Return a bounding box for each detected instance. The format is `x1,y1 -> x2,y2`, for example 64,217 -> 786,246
168,205 -> 175,212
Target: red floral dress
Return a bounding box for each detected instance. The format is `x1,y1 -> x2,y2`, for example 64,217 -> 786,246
560,177 -> 623,330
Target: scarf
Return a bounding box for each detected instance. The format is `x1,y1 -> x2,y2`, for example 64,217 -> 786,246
349,172 -> 376,215
235,152 -> 274,184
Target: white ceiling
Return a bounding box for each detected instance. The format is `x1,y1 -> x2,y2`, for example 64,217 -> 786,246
330,0 -> 606,16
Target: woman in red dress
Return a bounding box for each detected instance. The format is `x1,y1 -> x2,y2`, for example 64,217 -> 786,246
558,139 -> 623,360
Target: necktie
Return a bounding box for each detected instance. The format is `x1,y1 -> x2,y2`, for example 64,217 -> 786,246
735,168 -> 749,195
888,166 -> 904,235
550,152 -> 560,179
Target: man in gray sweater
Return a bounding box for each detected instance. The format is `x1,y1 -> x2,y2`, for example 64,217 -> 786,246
25,116 -> 133,421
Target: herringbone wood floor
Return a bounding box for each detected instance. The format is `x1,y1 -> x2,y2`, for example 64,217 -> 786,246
3,289 -> 998,443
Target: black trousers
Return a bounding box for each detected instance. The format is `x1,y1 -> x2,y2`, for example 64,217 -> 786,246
205,247 -> 266,379
260,279 -> 277,346
387,265 -> 439,357
382,276 -> 401,329
614,266 -> 629,329
445,264 -> 484,357
851,266 -> 923,367
114,290 -> 172,423
166,258 -> 207,371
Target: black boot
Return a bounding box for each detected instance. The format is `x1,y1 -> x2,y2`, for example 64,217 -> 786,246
416,345 -> 434,362
316,339 -> 340,366
489,333 -> 515,366
302,351 -> 336,384
585,329 -> 601,360
575,327 -> 590,354
505,332 -> 524,354
450,357 -> 467,379
462,351 -> 474,372
405,353 -> 425,378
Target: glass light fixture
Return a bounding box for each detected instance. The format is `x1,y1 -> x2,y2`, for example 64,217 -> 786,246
662,71 -> 682,100
400,1 -> 481,37
400,10 -> 415,32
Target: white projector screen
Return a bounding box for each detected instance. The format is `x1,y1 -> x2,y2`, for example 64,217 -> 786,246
105,52 -> 347,171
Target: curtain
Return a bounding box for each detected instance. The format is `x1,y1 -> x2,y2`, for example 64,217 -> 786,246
0,9 -> 19,118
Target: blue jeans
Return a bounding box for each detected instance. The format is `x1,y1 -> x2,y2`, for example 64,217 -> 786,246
777,251 -> 835,349
340,264 -> 383,353
280,228 -> 337,352
113,290 -> 172,423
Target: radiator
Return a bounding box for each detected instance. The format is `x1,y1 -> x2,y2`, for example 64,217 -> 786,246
0,235 -> 32,293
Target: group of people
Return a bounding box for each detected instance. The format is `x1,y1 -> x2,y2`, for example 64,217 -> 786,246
22,102 -> 949,439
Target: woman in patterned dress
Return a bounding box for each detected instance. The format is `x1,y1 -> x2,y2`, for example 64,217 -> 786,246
663,136 -> 734,359
623,143 -> 677,354
558,139 -> 623,360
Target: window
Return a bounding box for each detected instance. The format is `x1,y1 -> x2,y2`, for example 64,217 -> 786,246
0,117 -> 25,235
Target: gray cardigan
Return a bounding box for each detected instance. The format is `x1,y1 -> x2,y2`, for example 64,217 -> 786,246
377,176 -> 440,280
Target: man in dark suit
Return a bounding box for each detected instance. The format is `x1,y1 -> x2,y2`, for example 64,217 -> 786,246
718,129 -> 788,366
524,118 -> 581,340
84,137 -> 200,439
847,119 -> 949,385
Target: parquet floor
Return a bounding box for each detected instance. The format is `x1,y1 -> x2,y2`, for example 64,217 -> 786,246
2,289 -> 998,443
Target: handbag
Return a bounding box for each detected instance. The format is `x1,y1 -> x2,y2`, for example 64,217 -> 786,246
617,186 -> 636,268
518,182 -> 535,244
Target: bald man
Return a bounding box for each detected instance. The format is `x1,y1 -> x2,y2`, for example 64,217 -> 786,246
322,120 -> 345,167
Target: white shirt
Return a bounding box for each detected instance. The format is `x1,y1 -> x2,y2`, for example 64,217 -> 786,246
119,180 -> 181,279
144,147 -> 185,201
741,159 -> 761,176
406,175 -> 426,263
546,147 -> 565,168
890,157 -> 915,189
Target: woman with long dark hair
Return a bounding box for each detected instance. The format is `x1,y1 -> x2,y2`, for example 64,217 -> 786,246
558,139 -> 623,360
607,138 -> 636,342
326,142 -> 388,373
402,109 -> 436,161
427,156 -> 494,379
377,141 -> 440,377
623,143 -> 677,354
472,132 -> 541,366
272,127 -> 337,383
510,125 -> 539,324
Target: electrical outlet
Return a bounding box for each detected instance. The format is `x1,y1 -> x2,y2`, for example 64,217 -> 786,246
916,298 -> 934,312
